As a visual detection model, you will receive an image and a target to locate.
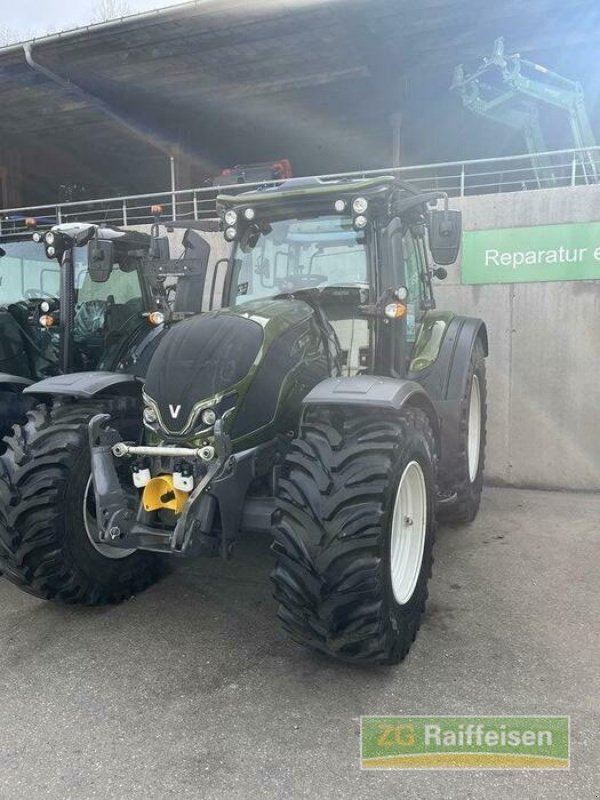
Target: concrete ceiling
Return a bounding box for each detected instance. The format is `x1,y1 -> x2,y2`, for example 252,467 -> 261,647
1,0 -> 599,204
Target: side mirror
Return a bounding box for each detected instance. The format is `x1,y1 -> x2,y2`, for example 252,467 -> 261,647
182,229 -> 210,272
149,222 -> 170,260
87,240 -> 114,283
149,236 -> 170,260
428,209 -> 462,265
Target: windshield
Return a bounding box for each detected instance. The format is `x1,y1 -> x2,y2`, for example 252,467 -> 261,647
230,215 -> 368,304
0,240 -> 61,304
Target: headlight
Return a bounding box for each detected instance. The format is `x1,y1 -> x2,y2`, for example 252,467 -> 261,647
32,232 -> 43,243
200,408 -> 217,427
146,311 -> 165,327
224,210 -> 238,226
224,227 -> 237,241
353,215 -> 368,230
243,207 -> 255,221
384,302 -> 407,319
46,246 -> 56,258
143,407 -> 157,424
352,197 -> 368,214
44,231 -> 55,245
334,199 -> 346,213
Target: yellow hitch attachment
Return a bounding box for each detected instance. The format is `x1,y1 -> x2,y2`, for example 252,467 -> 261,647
142,475 -> 188,515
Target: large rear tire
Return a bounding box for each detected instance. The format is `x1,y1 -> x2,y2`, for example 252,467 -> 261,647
439,339 -> 487,523
0,399 -> 165,604
272,406 -> 436,665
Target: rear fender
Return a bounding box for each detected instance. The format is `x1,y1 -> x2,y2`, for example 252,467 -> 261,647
22,371 -> 143,400
410,316 -> 488,487
302,375 -> 441,448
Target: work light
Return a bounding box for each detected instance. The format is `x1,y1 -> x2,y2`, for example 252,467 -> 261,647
201,408 -> 217,427
143,407 -> 157,424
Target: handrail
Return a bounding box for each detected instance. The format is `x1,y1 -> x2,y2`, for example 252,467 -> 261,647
1,146 -> 598,235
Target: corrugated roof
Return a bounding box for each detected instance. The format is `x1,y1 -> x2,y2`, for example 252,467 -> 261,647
1,0 -> 599,204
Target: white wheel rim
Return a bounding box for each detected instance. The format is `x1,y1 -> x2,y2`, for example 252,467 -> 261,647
83,475 -> 135,560
390,461 -> 427,605
467,375 -> 482,483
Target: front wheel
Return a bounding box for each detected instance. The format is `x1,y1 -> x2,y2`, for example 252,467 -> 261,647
0,399 -> 165,604
272,406 -> 437,665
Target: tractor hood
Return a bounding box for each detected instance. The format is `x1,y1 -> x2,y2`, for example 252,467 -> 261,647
143,298 -> 314,437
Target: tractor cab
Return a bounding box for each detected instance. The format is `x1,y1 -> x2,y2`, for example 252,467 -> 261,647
23,219 -> 215,376
0,220 -> 213,440
217,176 -> 461,379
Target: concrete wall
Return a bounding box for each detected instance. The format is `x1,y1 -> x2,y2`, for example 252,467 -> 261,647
436,185 -> 600,491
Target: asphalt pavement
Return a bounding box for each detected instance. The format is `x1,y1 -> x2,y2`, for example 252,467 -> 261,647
0,487 -> 598,799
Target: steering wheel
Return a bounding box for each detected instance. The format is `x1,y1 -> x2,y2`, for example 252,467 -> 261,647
73,300 -> 108,339
24,289 -> 57,301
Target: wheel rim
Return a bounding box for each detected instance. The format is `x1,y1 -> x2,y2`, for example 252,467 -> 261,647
467,375 -> 482,483
390,460 -> 427,605
83,475 -> 135,560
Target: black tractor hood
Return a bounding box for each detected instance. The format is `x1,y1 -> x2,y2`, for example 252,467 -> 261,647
143,298 -> 313,436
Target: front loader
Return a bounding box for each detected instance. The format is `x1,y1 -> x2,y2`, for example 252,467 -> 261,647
0,177 -> 487,664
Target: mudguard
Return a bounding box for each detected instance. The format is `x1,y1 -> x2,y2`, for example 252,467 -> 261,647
412,316 -> 487,403
0,373 -> 34,390
22,371 -> 142,399
411,315 -> 488,490
302,375 -> 441,445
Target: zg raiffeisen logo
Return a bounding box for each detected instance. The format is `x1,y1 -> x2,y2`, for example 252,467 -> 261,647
360,716 -> 570,769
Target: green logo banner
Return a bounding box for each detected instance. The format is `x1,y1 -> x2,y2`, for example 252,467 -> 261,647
462,222 -> 600,284
361,715 -> 570,769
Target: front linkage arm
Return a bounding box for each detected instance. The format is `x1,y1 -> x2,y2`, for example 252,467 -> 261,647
88,413 -> 274,558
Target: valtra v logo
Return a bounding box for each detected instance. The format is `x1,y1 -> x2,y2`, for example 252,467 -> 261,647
169,404 -> 182,420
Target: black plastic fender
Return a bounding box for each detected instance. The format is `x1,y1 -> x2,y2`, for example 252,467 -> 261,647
0,373 -> 34,390
411,316 -> 488,490
302,375 -> 441,447
22,371 -> 143,399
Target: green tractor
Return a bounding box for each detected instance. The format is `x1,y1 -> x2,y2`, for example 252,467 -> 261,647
0,177 -> 487,664
0,222 -> 167,440
0,218 -> 213,591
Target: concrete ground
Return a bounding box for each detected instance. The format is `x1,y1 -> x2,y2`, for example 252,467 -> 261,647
0,487 -> 598,800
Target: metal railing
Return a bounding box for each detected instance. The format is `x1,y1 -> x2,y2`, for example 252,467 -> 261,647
1,146 -> 599,237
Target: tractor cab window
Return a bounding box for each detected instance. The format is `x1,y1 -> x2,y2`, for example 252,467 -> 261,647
230,215 -> 370,376
0,239 -> 61,380
72,250 -> 145,371
0,239 -> 60,304
230,216 -> 368,304
402,232 -> 426,343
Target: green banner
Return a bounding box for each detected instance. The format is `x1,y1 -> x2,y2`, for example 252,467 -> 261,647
462,221 -> 600,284
361,715 -> 570,770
